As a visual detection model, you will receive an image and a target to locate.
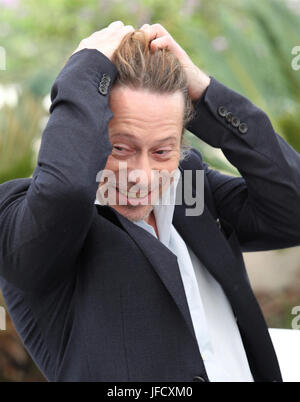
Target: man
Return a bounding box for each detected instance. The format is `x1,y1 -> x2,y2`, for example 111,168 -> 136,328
0,21 -> 300,382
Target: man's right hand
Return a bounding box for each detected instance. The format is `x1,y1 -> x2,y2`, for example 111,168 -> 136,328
72,20 -> 135,61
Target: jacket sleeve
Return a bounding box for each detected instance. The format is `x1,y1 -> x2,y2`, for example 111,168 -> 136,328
0,49 -> 118,292
187,77 -> 300,252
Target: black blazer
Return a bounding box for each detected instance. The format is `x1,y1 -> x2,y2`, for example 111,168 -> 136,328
0,49 -> 300,382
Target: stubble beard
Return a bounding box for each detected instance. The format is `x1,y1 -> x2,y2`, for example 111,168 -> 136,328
113,203 -> 155,222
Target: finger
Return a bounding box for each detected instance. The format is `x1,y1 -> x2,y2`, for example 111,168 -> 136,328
140,23 -> 150,30
122,24 -> 135,32
144,23 -> 170,42
90,27 -> 108,37
150,36 -> 171,51
118,25 -> 135,38
107,20 -> 124,29
139,24 -> 151,37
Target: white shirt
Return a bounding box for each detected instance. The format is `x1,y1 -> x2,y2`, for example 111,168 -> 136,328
95,169 -> 254,381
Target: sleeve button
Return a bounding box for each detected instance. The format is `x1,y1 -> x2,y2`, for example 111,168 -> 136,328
98,85 -> 108,95
217,106 -> 227,117
225,112 -> 233,123
238,122 -> 248,134
231,116 -> 240,127
98,73 -> 111,95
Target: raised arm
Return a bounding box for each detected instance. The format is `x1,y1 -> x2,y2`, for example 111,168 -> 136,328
0,22 -> 134,292
140,23 -> 300,252
188,78 -> 300,252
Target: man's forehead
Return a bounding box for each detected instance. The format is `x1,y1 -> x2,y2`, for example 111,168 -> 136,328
108,86 -> 184,143
110,84 -> 185,112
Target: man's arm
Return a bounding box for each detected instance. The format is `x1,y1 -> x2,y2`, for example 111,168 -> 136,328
0,22 -> 134,292
139,23 -> 300,252
187,77 -> 300,252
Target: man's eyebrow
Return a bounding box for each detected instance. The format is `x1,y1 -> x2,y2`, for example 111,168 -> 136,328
110,133 -> 136,141
152,136 -> 178,144
110,133 -> 178,144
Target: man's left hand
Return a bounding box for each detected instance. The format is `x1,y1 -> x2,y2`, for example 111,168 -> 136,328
140,23 -> 210,102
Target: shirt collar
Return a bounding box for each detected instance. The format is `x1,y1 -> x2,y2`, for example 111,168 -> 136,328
133,168 -> 181,248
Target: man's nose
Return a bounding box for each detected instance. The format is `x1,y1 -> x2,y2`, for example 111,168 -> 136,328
127,153 -> 154,190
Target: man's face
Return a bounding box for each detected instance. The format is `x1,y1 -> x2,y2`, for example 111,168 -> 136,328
97,85 -> 184,222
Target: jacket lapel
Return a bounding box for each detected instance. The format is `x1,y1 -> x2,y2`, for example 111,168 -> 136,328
173,201 -> 242,294
109,209 -> 198,341
173,165 -> 244,295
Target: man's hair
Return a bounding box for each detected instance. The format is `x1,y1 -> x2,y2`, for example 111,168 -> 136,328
111,29 -> 194,161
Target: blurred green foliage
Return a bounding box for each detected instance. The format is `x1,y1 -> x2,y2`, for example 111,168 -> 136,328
0,91 -> 44,183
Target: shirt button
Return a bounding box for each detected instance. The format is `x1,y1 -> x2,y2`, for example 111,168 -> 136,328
193,376 -> 207,382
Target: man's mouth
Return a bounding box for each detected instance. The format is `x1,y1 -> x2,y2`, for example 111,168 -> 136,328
117,187 -> 149,199
116,186 -> 153,206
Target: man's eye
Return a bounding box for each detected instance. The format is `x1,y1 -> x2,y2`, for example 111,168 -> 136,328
113,146 -> 129,153
155,150 -> 170,155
